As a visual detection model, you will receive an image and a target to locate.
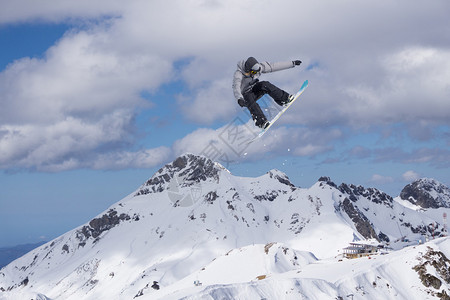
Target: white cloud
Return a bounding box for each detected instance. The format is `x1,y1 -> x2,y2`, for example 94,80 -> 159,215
341,46 -> 450,126
0,111 -> 135,171
92,146 -> 172,170
0,16 -> 175,171
1,0 -> 449,171
369,174 -> 394,184
178,78 -> 236,124
172,127 -> 220,158
0,28 -> 174,125
402,170 -> 421,182
0,115 -> 171,172
349,146 -> 372,159
172,118 -> 343,166
0,0 -> 123,24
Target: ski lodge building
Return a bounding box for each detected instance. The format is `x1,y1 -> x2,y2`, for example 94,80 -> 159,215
343,242 -> 380,259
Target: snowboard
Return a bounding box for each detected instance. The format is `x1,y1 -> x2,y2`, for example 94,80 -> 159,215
248,79 -> 308,144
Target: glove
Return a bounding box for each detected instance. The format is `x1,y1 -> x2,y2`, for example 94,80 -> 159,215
293,60 -> 302,66
250,78 -> 259,85
238,98 -> 246,107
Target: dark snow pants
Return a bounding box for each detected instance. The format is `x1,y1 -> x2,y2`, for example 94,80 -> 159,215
242,81 -> 290,127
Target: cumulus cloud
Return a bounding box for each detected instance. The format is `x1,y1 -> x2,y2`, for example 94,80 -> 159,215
369,174 -> 394,185
0,30 -> 171,123
402,170 -> 420,182
349,146 -> 372,159
92,146 -> 172,170
371,147 -> 450,169
0,11 -> 174,171
172,114 -> 343,168
177,78 -> 236,124
0,0 -> 123,24
0,111 -> 135,171
341,47 -> 450,126
0,0 -> 449,171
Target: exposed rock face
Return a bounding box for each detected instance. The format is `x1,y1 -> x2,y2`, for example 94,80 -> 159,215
268,170 -> 295,188
3,154 -> 450,300
319,176 -> 393,241
338,183 -> 394,208
413,246 -> 450,298
341,198 -> 379,241
318,176 -> 338,189
337,179 -> 444,241
400,178 -> 450,209
135,154 -> 222,196
76,209 -> 132,247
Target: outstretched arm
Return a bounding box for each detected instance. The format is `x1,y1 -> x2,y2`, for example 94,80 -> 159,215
260,60 -> 302,73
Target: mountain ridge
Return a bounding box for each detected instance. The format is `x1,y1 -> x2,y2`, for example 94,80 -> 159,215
400,178 -> 450,209
1,153 -> 450,299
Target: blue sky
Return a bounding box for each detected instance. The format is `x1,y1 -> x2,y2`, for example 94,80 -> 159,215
0,0 -> 449,247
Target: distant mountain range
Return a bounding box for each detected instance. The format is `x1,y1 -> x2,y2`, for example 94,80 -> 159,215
0,242 -> 46,269
1,154 -> 450,299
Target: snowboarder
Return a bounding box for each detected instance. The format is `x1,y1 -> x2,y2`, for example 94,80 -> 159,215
232,57 -> 302,128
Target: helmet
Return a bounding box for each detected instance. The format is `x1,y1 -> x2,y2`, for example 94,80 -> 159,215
244,57 -> 259,73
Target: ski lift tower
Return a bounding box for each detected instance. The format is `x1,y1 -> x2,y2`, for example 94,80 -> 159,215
443,213 -> 448,237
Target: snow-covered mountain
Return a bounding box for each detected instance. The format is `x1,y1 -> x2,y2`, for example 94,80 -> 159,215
400,178 -> 450,209
1,154 -> 450,300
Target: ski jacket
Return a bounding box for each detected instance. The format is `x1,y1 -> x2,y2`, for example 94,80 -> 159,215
232,60 -> 295,101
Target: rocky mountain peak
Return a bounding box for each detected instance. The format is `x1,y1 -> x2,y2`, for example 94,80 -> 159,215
267,169 -> 295,187
400,178 -> 450,209
338,183 -> 393,207
318,176 -> 338,189
2,152 -> 450,300
135,153 -> 224,196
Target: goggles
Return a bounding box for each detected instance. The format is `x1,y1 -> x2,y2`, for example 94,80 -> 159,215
250,65 -> 261,75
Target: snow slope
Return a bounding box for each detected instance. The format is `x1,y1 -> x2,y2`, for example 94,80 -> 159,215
166,238 -> 450,300
1,154 -> 450,300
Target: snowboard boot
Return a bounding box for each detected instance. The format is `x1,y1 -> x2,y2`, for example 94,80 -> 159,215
282,94 -> 295,106
256,119 -> 270,129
